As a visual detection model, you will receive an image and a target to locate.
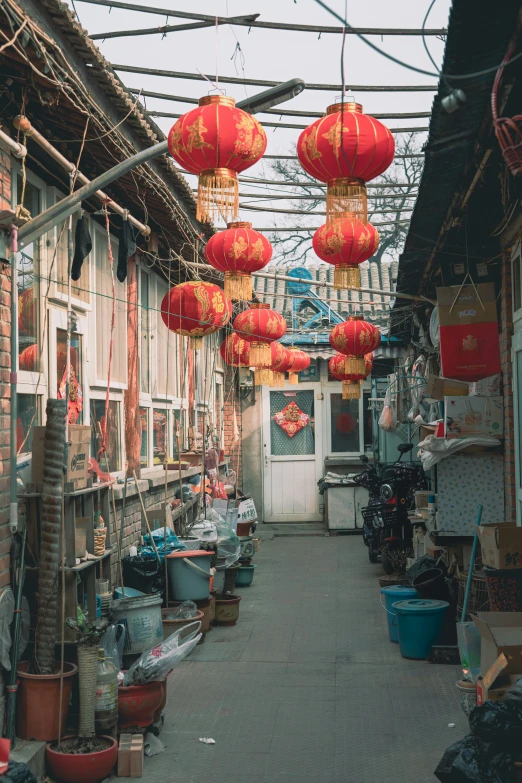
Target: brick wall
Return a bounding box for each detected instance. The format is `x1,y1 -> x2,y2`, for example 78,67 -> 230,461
0,142 -> 11,589
500,250 -> 515,522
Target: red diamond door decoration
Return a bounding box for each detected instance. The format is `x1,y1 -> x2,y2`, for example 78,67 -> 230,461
273,400 -> 310,437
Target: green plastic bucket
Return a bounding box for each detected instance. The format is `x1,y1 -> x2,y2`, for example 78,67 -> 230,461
166,550 -> 212,601
392,599 -> 449,660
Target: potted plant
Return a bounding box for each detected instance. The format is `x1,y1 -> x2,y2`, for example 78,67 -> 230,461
17,399 -> 78,742
46,618 -> 118,783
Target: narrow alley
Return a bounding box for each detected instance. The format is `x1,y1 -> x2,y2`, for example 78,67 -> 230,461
151,536 -> 467,783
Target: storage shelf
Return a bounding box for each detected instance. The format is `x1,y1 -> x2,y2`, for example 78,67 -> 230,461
66,547 -> 115,572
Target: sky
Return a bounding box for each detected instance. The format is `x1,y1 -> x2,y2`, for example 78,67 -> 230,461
65,0 -> 451,246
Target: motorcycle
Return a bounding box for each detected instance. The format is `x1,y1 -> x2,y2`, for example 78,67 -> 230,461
359,444 -> 427,573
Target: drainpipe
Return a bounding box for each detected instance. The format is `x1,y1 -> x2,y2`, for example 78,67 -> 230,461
10,228 -> 18,533
0,129 -> 26,160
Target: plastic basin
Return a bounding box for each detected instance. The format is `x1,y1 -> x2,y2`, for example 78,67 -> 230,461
392,599 -> 449,660
235,565 -> 256,588
166,550 -> 212,601
380,585 -> 417,643
118,681 -> 164,729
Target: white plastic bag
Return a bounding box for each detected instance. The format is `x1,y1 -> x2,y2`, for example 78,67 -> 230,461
378,390 -> 397,432
122,620 -> 201,686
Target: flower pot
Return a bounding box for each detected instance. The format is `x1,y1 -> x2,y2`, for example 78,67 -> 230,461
168,597 -> 211,635
214,594 -> 242,626
161,608 -> 205,639
46,736 -> 117,783
17,661 -> 78,741
235,564 -> 256,587
152,679 -> 168,724
118,680 -> 164,729
236,521 -> 252,537
455,680 -> 477,717
412,568 -> 450,602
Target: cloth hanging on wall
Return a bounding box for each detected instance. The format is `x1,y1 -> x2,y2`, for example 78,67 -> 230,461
117,219 -> 137,282
71,214 -> 92,281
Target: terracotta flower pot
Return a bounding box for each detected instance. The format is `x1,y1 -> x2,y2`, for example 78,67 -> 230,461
152,679 -> 168,724
214,594 -> 242,626
46,736 -> 117,783
118,680 -> 164,729
161,608 -> 204,640
17,661 -> 78,741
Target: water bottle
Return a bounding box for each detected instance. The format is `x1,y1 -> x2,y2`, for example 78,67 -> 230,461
95,648 -> 118,733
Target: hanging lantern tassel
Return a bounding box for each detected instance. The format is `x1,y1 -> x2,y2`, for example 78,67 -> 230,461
288,371 -> 299,384
254,368 -> 273,386
326,178 -> 367,224
189,336 -> 204,350
344,355 -> 366,375
224,271 -> 252,302
249,341 -> 272,368
342,380 -> 361,400
271,371 -> 285,389
197,168 -> 238,223
334,265 -> 361,290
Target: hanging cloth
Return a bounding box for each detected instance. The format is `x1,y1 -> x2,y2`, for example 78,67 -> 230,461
117,218 -> 137,283
71,213 -> 92,281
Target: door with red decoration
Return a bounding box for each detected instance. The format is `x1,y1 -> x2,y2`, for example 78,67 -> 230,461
262,385 -> 323,522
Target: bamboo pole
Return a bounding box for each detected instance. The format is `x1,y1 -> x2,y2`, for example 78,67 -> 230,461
133,471 -> 161,563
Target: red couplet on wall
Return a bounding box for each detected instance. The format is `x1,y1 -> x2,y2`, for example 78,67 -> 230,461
437,283 -> 501,382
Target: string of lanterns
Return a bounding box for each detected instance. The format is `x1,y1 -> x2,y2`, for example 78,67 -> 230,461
161,94 -> 395,388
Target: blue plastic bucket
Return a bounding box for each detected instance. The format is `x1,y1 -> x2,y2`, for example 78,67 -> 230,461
392,599 -> 449,660
166,550 -> 212,601
380,585 -> 417,643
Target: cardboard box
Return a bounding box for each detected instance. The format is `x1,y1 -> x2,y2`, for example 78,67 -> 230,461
475,653 -> 519,705
444,395 -> 503,439
469,374 -> 501,396
472,612 -> 522,674
478,522 -> 522,570
75,517 -> 90,558
32,425 -> 90,490
146,504 -> 173,532
425,374 -> 469,401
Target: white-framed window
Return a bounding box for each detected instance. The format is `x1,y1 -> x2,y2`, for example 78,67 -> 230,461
139,404 -> 150,468
92,225 -> 127,387
139,266 -> 151,396
90,392 -> 124,473
17,387 -> 42,454
48,307 -> 89,426
154,277 -> 178,399
324,367 -> 372,455
47,187 -> 91,309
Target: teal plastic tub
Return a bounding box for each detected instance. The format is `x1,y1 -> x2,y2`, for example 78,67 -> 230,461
392,599 -> 449,660
380,585 -> 417,643
235,564 -> 256,587
166,550 -> 212,601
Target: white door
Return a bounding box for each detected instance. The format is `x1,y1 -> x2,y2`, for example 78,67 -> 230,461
262,385 -> 323,522
512,330 -> 522,526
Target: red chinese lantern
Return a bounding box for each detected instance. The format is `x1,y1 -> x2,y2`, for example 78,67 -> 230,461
313,217 -> 379,290
160,280 -> 232,349
297,102 -> 394,222
287,348 -> 311,384
329,352 -> 373,399
233,303 -> 287,373
220,333 -> 250,367
205,222 -> 272,302
168,95 -> 267,223
270,343 -> 293,388
329,316 -> 380,375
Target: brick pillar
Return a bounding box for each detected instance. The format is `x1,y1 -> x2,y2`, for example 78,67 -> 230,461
223,367 -> 242,489
0,142 -> 12,588
124,258 -> 140,477
500,251 -> 515,522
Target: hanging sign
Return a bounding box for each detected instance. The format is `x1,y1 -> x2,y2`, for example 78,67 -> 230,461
437,282 -> 501,382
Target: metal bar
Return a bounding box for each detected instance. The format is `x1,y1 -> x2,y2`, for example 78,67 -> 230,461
76,0 -> 446,34
0,129 -> 26,159
128,88 -> 431,119
199,191 -> 418,200
90,13 -> 259,40
149,110 -> 429,133
112,64 -> 437,92
239,204 -> 414,216
252,220 -> 410,230
238,178 -> 419,188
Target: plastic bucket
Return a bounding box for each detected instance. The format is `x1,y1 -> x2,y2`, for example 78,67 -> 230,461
484,567 -> 522,611
380,585 -> 417,643
412,568 -> 450,601
166,550 -> 212,601
235,564 -> 256,588
392,599 -> 449,660
112,594 -> 163,653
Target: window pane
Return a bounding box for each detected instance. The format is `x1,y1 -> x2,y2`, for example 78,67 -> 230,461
330,394 -> 360,453
139,407 -> 149,467
173,408 -> 185,455
90,399 -> 121,472
514,251 -> 521,313
57,328 -> 83,423
95,234 -> 126,383
156,280 -> 177,397
18,178 -> 40,372
140,270 -> 150,393
153,409 -> 168,464
17,393 -> 39,453
270,390 -> 315,456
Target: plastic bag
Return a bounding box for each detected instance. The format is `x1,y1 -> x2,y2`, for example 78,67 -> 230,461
122,620 -> 201,686
122,556 -> 165,594
0,589 -> 14,671
100,623 -> 126,672
434,735 -> 512,783
469,699 -> 522,747
378,390 -> 397,432
164,601 -> 197,620
215,520 -> 241,568
142,527 -> 186,560
0,761 -> 38,783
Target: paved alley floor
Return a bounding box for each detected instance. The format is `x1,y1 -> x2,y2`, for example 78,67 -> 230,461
147,534 -> 467,783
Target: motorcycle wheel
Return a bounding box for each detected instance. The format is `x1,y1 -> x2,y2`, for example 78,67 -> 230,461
368,548 -> 379,564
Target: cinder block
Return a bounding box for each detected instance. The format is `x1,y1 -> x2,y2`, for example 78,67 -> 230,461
118,733 -> 132,777
129,734 -> 144,778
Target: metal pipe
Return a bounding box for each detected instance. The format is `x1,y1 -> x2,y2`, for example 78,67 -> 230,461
0,129 -> 26,159
182,261 -> 435,304
14,117 -> 150,237
10,233 -> 18,533
6,528 -> 26,744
